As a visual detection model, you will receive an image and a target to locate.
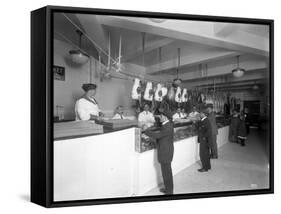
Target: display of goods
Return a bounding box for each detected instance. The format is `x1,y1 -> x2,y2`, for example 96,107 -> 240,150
154,83 -> 163,102
144,82 -> 153,101
173,118 -> 192,124
96,119 -> 138,130
181,88 -> 188,102
161,86 -> 168,97
131,78 -> 141,100
167,86 -> 175,101
175,86 -> 182,103
54,121 -> 104,139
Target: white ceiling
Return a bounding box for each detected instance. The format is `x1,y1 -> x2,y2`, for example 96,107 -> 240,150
53,12 -> 270,92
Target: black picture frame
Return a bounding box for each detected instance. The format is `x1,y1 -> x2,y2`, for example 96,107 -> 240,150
31,5 -> 274,208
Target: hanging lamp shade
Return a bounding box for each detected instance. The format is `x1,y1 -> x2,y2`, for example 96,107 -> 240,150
252,83 -> 260,90
69,30 -> 89,65
232,55 -> 245,78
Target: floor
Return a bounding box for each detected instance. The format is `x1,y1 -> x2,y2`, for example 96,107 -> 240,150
145,128 -> 270,195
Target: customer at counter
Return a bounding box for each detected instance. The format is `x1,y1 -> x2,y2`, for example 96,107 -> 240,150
143,110 -> 174,195
75,83 -> 104,121
112,105 -> 127,119
138,103 -> 155,128
197,109 -> 212,172
207,105 -> 218,159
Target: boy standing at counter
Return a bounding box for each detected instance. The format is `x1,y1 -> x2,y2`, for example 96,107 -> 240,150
143,110 -> 174,195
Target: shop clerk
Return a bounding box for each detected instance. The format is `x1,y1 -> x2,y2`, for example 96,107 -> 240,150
112,105 -> 127,120
138,103 -> 155,128
75,83 -> 104,121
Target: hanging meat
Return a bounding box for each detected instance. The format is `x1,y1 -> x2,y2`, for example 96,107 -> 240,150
154,83 -> 163,102
181,88 -> 188,103
167,86 -> 176,101
131,78 -> 141,100
144,82 -> 153,101
175,86 -> 182,103
161,86 -> 168,98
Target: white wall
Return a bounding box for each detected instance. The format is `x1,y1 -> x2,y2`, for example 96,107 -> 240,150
53,39 -> 146,119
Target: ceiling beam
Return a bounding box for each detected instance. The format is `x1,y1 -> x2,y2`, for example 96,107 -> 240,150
198,78 -> 266,88
214,23 -> 238,37
99,16 -> 269,56
177,60 -> 267,83
123,38 -> 174,62
76,14 -> 109,54
146,50 -> 239,74
182,68 -> 267,85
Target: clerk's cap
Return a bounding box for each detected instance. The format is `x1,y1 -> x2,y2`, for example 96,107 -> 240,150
82,83 -> 97,92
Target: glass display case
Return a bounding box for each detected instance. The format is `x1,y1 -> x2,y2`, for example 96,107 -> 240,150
136,116 -> 230,153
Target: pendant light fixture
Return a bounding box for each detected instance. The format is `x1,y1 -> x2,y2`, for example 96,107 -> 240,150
252,81 -> 260,90
232,55 -> 245,78
173,48 -> 182,87
69,29 -> 89,65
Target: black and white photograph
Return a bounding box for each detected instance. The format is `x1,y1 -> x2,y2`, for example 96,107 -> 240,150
51,9 -> 272,203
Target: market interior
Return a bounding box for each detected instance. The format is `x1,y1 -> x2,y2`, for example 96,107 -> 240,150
53,13 -> 270,201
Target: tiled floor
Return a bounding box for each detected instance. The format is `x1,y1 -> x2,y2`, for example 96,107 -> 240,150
145,129 -> 270,195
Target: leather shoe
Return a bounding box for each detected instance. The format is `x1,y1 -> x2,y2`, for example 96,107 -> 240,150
198,168 -> 208,172
160,188 -> 173,195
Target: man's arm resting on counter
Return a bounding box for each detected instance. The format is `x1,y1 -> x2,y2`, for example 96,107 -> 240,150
144,128 -> 170,140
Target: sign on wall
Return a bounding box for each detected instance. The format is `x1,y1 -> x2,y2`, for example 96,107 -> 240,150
53,65 -> 65,81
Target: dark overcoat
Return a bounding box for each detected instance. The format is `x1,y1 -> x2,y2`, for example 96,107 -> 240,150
238,119 -> 247,138
144,121 -> 174,163
197,118 -> 212,143
208,112 -> 218,135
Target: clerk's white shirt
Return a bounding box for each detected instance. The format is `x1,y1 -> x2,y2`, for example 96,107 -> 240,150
75,97 -> 100,121
138,111 -> 155,127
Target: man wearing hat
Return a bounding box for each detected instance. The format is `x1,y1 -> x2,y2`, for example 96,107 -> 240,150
143,109 -> 174,195
197,107 -> 212,172
75,83 -> 104,121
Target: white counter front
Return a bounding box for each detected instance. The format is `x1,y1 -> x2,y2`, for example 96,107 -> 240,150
54,126 -> 229,201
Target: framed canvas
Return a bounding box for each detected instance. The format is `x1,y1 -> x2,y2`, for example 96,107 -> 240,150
31,5 -> 274,208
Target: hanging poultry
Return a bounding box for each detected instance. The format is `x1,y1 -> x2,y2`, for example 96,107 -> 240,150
161,86 -> 168,98
144,82 -> 153,101
175,86 -> 182,103
131,78 -> 141,100
181,88 -> 188,103
167,86 -> 176,101
154,83 -> 163,102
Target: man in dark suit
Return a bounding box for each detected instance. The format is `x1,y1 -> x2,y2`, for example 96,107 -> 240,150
197,110 -> 212,172
144,110 -> 174,195
207,105 -> 218,159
